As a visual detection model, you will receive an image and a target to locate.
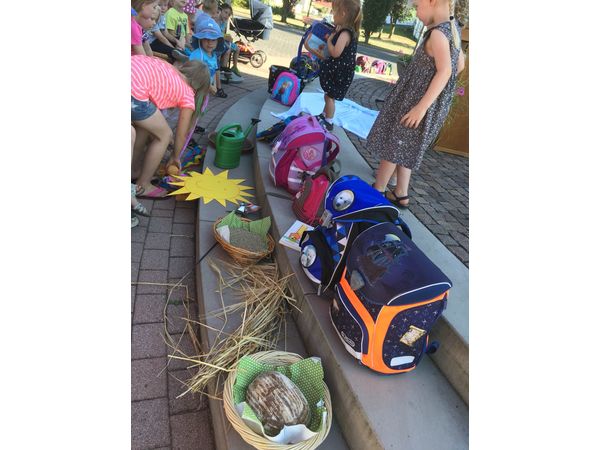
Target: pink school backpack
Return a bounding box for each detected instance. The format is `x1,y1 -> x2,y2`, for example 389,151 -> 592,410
271,71 -> 302,106
269,115 -> 340,195
292,160 -> 341,226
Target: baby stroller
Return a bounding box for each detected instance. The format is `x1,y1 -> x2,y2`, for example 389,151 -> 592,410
228,0 -> 272,68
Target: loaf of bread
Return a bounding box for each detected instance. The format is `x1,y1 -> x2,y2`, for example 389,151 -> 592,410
245,371 -> 311,436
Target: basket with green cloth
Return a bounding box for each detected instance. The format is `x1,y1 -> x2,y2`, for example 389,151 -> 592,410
214,211 -> 275,265
223,351 -> 332,449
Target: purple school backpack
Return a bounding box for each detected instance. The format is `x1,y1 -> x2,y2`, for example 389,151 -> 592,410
269,115 -> 340,195
271,71 -> 302,106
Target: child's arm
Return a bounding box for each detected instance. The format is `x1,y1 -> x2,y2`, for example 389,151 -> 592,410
143,40 -> 153,57
400,29 -> 453,128
170,107 -> 195,165
154,30 -> 175,48
132,44 -> 146,56
326,28 -> 351,58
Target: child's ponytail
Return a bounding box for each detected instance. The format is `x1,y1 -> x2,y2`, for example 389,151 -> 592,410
449,0 -> 461,50
178,60 -> 211,117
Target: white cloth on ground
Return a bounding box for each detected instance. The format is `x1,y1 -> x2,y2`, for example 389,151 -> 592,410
271,92 -> 379,139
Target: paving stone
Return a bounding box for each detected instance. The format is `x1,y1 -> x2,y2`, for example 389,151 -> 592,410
166,332 -> 200,371
141,249 -> 170,271
168,368 -> 207,414
169,277 -> 196,302
146,232 -> 172,250
137,214 -> 151,227
132,263 -> 139,283
172,223 -> 195,238
166,300 -> 197,335
131,398 -> 170,450
169,257 -> 195,279
149,216 -> 173,234
131,242 -> 144,263
131,286 -> 136,313
170,236 -> 195,258
134,294 -> 168,324
153,197 -> 176,210
132,357 -> 168,401
152,208 -> 177,218
131,224 -> 147,243
136,270 -> 169,295
174,207 -> 196,224
132,323 -> 167,359
170,410 -> 214,450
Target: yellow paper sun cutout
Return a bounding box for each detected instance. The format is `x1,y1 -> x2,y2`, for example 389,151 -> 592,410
168,168 -> 254,206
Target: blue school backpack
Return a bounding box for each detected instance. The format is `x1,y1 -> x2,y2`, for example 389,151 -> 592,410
331,221 -> 452,374
299,175 -> 411,294
270,71 -> 302,106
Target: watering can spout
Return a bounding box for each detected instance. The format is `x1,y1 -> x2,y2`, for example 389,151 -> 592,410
243,118 -> 261,139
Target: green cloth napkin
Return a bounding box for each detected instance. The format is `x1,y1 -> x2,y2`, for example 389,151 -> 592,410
233,355 -> 326,433
217,211 -> 271,239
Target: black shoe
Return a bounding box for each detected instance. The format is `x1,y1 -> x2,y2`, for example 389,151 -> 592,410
193,126 -> 205,135
216,88 -> 228,98
317,113 -> 333,131
220,66 -> 232,72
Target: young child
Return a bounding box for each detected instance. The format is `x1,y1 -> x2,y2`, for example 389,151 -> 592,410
139,8 -> 160,57
132,0 -> 159,55
164,0 -> 191,52
216,3 -> 242,78
192,0 -> 219,49
317,0 -> 362,131
369,0 -> 465,209
189,15 -> 227,98
149,0 -> 189,61
131,55 -> 211,197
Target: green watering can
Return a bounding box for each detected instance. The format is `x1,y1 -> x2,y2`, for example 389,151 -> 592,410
214,118 -> 261,169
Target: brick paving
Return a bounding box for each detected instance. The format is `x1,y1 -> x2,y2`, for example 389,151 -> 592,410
345,77 -> 469,267
132,37 -> 468,448
131,68 -> 266,450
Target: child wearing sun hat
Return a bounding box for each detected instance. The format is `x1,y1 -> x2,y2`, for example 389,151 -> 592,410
189,15 -> 227,98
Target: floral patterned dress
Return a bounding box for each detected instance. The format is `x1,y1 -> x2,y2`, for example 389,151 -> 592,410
366,21 -> 461,170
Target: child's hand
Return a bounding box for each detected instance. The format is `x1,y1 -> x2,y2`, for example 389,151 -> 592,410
209,85 -> 217,95
400,105 -> 427,129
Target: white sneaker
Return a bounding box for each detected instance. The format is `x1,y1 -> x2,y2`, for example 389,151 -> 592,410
228,72 -> 244,84
372,168 -> 397,187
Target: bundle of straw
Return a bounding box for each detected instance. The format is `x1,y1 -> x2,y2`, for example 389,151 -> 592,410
168,259 -> 297,399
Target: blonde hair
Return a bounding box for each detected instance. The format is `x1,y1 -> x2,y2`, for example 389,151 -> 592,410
178,60 -> 211,113
333,0 -> 362,36
448,0 -> 461,49
202,0 -> 218,15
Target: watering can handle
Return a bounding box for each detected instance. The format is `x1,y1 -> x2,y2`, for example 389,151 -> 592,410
216,124 -> 241,148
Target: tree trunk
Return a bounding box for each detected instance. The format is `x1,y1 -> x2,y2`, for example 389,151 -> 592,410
388,17 -> 397,38
364,31 -> 371,44
377,27 -> 383,39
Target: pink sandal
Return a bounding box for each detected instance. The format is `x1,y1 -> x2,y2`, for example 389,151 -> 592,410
136,185 -> 169,199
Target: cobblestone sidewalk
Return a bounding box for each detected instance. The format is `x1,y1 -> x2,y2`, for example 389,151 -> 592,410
345,77 -> 469,266
131,70 -> 266,450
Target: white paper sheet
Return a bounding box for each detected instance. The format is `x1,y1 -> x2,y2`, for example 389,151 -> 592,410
271,92 -> 379,139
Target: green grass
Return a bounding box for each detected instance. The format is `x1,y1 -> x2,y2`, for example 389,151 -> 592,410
231,6 -> 417,56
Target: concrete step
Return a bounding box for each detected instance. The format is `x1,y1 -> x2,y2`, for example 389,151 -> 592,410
251,82 -> 469,449
195,88 -> 349,450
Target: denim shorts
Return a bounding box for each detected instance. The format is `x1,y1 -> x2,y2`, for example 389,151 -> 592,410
131,96 -> 157,121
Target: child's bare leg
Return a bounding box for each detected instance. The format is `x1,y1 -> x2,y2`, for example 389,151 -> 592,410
132,128 -> 151,180
221,49 -> 231,68
233,48 -> 239,67
323,94 -> 335,119
374,160 -> 397,192
394,165 -> 412,198
133,110 -> 172,193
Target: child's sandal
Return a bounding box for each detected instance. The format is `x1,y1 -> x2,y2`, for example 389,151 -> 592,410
216,88 -> 228,98
385,190 -> 410,209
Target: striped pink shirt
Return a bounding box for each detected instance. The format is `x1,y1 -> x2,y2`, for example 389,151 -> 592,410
131,55 -> 196,110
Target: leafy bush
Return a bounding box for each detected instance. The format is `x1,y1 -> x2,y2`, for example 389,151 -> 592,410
362,0 -> 394,43
231,0 -> 249,8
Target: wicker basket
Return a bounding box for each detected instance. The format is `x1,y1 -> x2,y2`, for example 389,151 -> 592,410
223,351 -> 332,450
214,217 -> 275,265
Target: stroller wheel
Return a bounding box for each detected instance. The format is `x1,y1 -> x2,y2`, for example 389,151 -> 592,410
250,52 -> 264,68
256,50 -> 267,64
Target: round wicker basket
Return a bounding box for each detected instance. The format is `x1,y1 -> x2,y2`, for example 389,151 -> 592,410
223,351 -> 332,450
213,217 -> 275,265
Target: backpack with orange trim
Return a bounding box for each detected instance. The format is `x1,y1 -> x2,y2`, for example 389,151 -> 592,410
330,221 -> 452,374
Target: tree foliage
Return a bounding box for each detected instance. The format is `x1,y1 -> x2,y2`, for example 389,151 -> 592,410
362,0 -> 394,43
281,0 -> 301,23
388,0 -> 412,38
